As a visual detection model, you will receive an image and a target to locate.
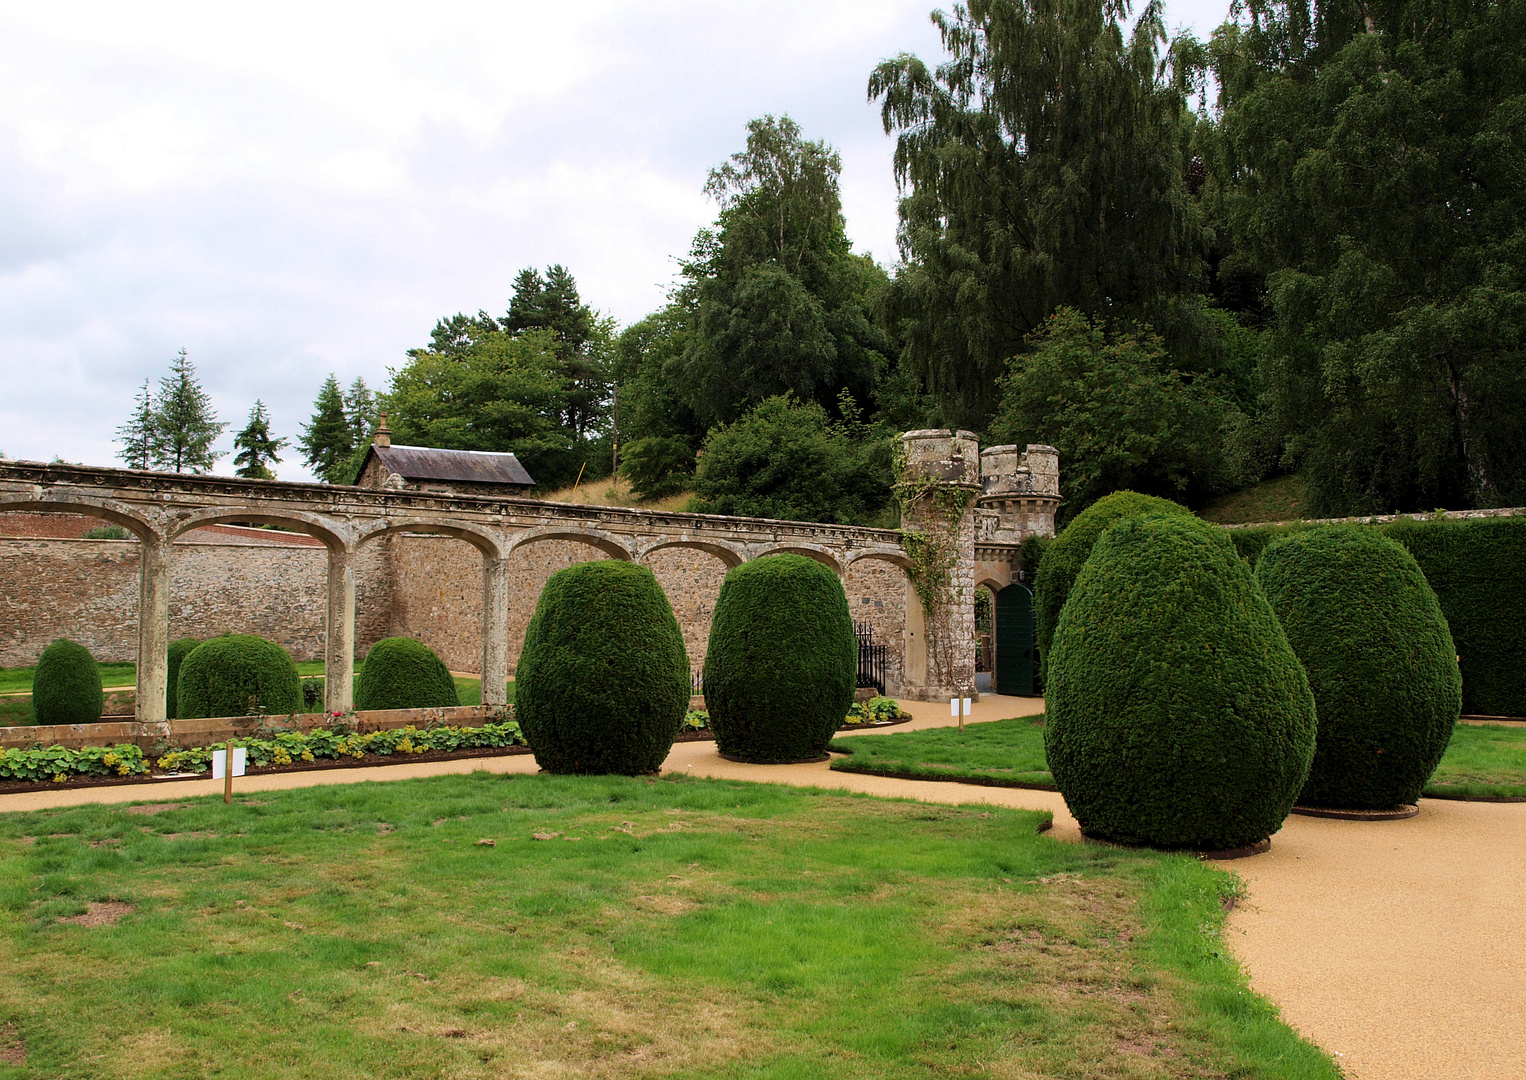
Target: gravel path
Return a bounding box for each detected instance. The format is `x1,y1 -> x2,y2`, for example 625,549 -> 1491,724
1,693 -> 1520,1079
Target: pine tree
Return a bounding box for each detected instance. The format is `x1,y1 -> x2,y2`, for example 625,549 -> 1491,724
297,374 -> 356,483
115,378 -> 160,470
344,377 -> 377,448
152,350 -> 226,473
232,400 -> 288,480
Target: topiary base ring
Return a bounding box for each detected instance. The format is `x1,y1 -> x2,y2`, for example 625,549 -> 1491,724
1291,804 -> 1419,820
716,750 -> 831,765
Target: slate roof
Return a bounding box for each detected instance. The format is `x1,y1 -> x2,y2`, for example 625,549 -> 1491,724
364,444 -> 535,487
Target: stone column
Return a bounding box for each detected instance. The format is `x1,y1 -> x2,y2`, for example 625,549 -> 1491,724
481,554 -> 511,707
135,531 -> 173,736
896,429 -> 981,702
325,545 -> 356,713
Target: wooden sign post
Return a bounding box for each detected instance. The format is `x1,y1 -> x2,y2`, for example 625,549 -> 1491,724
213,743 -> 247,804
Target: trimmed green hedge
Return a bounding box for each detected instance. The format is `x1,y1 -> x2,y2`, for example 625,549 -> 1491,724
515,561 -> 690,775
702,553 -> 856,764
166,638 -> 201,720
355,637 -> 459,711
176,634 -> 302,720
1045,514 -> 1316,851
1035,491 -> 1192,678
1256,527 -> 1460,808
32,639 -> 104,725
1231,515 -> 1526,716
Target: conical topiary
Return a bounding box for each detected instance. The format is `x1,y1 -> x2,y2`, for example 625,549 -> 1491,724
32,638 -> 104,725
702,553 -> 856,764
176,634 -> 302,719
516,560 -> 690,774
355,637 -> 459,711
1256,526 -> 1460,809
1045,514 -> 1316,851
166,637 -> 201,720
1034,491 -> 1192,678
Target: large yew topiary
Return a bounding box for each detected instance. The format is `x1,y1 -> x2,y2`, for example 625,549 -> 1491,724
1034,491 -> 1192,677
702,553 -> 856,764
1256,527 -> 1460,809
1045,514 -> 1316,851
165,637 -> 201,720
515,560 -> 690,774
355,637 -> 459,711
32,638 -> 104,725
176,634 -> 302,719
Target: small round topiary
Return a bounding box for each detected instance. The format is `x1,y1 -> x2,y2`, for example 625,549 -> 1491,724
176,634 -> 302,719
355,637 -> 459,711
702,553 -> 856,764
165,637 -> 201,720
1045,514 -> 1316,851
1034,491 -> 1192,677
32,638 -> 104,725
515,560 -> 690,774
1256,526 -> 1461,809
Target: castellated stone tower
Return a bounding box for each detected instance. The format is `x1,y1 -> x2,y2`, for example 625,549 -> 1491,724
896,432 -> 1060,702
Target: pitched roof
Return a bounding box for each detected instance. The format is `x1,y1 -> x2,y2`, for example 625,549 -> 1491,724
365,444 -> 535,487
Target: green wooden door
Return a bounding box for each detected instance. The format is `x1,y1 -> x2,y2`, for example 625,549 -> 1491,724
994,583 -> 1036,696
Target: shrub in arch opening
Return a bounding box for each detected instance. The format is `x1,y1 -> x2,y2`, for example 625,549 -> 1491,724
32,638 -> 104,725
166,638 -> 201,720
1044,514 -> 1316,851
702,553 -> 856,764
515,560 -> 690,775
176,634 -> 302,720
355,637 -> 459,712
1256,526 -> 1460,809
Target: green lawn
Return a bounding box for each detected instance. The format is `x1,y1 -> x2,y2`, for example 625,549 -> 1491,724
0,773 -> 1337,1079
833,716 -> 1526,801
830,717 -> 1055,789
0,664 -> 136,696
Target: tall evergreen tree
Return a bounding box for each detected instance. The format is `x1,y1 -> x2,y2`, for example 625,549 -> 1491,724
504,265 -> 610,439
870,0 -> 1209,428
151,350 -> 226,473
114,378 -> 159,470
298,374 -> 356,484
232,400 -> 288,480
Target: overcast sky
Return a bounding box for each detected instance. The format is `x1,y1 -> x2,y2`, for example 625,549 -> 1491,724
0,0 -> 1233,482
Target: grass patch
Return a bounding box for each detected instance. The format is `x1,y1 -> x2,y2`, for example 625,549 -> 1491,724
1197,474 -> 1310,526
534,474 -> 694,511
0,664 -> 136,696
830,716 -> 1056,790
1424,722 -> 1526,799
0,773 -> 1336,1079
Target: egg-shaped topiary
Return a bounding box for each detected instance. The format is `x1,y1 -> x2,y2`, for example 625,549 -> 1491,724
355,637 -> 459,711
176,634 -> 302,719
515,560 -> 690,775
702,553 -> 856,764
32,638 -> 104,725
1034,491 -> 1192,678
1256,527 -> 1460,809
1045,514 -> 1317,851
165,637 -> 201,720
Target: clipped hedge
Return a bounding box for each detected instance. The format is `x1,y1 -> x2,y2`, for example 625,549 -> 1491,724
354,637 -> 459,711
1231,515 -> 1526,716
1256,527 -> 1460,808
166,637 -> 201,720
31,639 -> 105,725
1035,491 -> 1192,677
515,560 -> 690,775
703,553 -> 856,764
1045,514 -> 1316,851
176,634 -> 302,720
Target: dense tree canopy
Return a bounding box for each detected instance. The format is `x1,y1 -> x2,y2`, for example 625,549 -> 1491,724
870,0 -> 1210,429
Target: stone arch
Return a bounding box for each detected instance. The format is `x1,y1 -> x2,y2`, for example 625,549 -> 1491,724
353,516 -> 507,559
507,527 -> 633,562
752,543 -> 844,575
636,537 -> 747,569
0,494 -> 158,542
844,547 -> 914,572
168,507 -> 350,552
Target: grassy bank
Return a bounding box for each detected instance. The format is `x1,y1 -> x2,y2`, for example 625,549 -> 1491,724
0,773 -> 1338,1079
1424,722 -> 1526,799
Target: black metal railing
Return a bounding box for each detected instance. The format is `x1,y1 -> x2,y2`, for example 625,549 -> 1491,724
855,621 -> 887,692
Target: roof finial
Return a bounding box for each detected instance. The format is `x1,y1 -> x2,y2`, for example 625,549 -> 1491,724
373,412 -> 392,448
